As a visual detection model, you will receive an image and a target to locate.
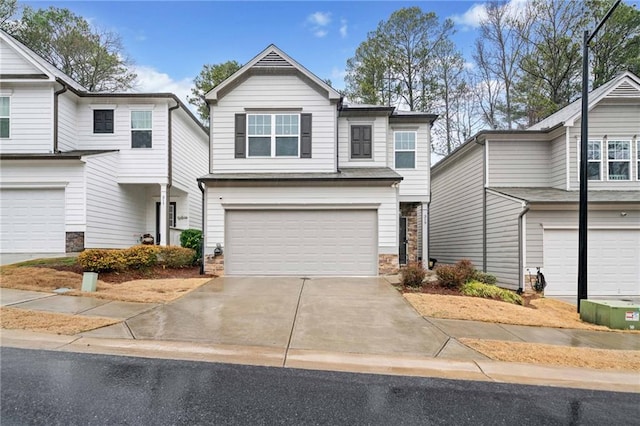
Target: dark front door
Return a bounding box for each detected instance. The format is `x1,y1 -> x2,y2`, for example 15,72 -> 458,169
399,217 -> 407,265
155,202 -> 176,245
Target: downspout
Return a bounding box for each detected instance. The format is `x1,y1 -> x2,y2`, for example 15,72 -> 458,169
517,203 -> 530,294
336,96 -> 343,173
197,180 -> 206,275
53,84 -> 68,153
166,102 -> 179,245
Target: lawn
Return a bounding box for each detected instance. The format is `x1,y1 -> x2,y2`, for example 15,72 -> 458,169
1,307 -> 119,335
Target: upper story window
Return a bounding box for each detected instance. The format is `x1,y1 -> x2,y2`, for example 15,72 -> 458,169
587,141 -> 602,180
351,125 -> 372,159
131,111 -> 152,148
0,97 -> 9,138
247,114 -> 299,157
93,109 -> 114,134
394,131 -> 416,169
607,140 -> 630,181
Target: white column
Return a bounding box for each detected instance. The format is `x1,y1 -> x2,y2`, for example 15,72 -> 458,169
160,184 -> 168,246
422,202 -> 429,268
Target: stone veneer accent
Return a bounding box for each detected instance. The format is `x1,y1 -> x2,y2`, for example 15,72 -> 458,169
379,254 -> 399,275
400,203 -> 419,264
65,232 -> 85,252
204,254 -> 224,276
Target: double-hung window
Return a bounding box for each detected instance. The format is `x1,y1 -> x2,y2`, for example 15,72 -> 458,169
607,140 -> 630,180
587,140 -> 602,180
0,97 -> 9,138
131,111 -> 152,148
394,131 -> 416,169
248,114 -> 299,157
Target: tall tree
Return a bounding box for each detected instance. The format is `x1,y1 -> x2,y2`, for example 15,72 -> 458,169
9,6 -> 135,92
0,0 -> 17,28
188,60 -> 242,123
473,1 -> 528,129
345,37 -> 397,106
586,0 -> 640,88
515,0 -> 586,125
345,7 -> 454,111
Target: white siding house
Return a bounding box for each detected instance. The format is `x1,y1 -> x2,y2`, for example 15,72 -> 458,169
0,30 -> 208,253
430,71 -> 640,297
201,45 -> 437,276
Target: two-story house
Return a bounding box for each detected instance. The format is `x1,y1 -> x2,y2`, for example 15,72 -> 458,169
199,45 -> 436,276
430,71 -> 640,297
0,30 -> 208,254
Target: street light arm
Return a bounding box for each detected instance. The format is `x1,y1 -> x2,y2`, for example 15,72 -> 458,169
587,0 -> 622,45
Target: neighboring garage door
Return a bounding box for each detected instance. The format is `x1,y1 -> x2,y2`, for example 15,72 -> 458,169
543,229 -> 640,296
225,209 -> 377,276
0,189 -> 65,253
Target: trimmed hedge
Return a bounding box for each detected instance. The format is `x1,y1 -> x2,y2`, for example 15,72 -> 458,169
78,245 -> 195,272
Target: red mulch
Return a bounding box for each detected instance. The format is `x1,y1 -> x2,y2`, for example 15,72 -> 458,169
40,264 -> 213,284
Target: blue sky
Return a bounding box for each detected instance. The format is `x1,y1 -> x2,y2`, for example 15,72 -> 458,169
24,0 -> 640,105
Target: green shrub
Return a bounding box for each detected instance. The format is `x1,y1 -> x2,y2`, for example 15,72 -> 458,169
77,249 -> 126,273
401,262 -> 426,288
180,229 -> 202,263
472,271 -> 497,285
158,246 -> 196,268
122,245 -> 160,269
434,264 -> 466,289
461,280 -> 523,305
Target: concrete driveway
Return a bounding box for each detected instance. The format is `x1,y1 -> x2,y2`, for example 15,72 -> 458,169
125,277 -> 450,357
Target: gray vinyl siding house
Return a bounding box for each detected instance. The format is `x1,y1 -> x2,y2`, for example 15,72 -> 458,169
430,72 -> 640,297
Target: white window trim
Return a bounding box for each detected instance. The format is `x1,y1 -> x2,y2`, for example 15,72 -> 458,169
131,110 -> 153,149
606,139 -> 631,181
0,95 -> 11,139
394,131 -> 417,169
246,113 -> 300,158
587,140 -> 602,181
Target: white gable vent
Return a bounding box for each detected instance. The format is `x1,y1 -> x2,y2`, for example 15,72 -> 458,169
253,51 -> 294,68
609,81 -> 640,98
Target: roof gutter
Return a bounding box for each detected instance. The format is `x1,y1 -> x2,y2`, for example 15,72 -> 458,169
53,83 -> 68,153
517,202 -> 530,294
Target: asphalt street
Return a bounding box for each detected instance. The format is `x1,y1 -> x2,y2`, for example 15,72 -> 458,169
1,347 -> 638,425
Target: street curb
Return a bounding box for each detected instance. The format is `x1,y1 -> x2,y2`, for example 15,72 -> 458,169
2,329 -> 638,393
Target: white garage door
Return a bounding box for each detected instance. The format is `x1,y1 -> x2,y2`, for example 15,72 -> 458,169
543,229 -> 640,296
0,189 -> 65,253
225,209 -> 377,276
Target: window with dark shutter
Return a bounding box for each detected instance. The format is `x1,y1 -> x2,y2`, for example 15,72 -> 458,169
351,125 -> 372,159
94,110 -> 114,134
235,113 -> 246,158
300,113 -> 312,158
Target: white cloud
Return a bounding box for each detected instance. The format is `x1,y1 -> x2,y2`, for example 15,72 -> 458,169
450,3 -> 487,29
130,65 -> 193,106
463,61 -> 475,71
306,11 -> 331,38
339,19 -> 348,38
331,67 -> 346,80
307,11 -> 331,27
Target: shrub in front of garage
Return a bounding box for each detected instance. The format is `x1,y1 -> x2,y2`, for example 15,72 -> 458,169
78,245 -> 195,273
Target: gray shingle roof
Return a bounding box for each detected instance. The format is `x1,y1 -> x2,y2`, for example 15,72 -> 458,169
0,150 -> 118,160
489,187 -> 640,203
199,167 -> 403,182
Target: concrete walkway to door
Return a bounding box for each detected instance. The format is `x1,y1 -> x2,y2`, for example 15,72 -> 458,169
123,277 -> 454,358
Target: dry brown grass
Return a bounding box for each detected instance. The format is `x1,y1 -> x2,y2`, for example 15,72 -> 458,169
404,293 -> 636,332
0,307 -> 118,335
0,267 -> 211,303
461,338 -> 640,371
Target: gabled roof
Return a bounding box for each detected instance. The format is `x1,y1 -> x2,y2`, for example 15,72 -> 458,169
528,71 -> 640,130
0,29 -> 87,91
205,44 -> 341,103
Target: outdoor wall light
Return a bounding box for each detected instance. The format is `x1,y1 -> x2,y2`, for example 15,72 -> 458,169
620,211 -> 627,217
214,243 -> 223,256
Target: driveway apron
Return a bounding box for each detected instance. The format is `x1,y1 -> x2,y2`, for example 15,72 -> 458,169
126,276 -> 449,357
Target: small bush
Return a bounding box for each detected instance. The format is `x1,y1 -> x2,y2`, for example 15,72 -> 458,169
122,245 -> 160,270
180,229 -> 202,263
158,246 -> 196,268
472,271 -> 497,285
401,262 -> 426,288
434,264 -> 467,289
461,280 -> 523,305
78,249 -> 126,273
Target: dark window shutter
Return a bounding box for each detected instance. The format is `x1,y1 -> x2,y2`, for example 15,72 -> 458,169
94,110 -> 114,134
351,125 -> 372,159
362,125 -> 372,157
300,113 -> 312,158
234,113 -> 246,158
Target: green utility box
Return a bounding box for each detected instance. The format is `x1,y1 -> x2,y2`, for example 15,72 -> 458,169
580,300 -> 640,330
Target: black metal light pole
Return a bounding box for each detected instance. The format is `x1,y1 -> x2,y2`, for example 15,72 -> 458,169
577,0 -> 621,313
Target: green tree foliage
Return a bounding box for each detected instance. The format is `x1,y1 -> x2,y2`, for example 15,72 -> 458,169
345,7 -> 454,111
587,0 -> 640,88
0,0 -> 17,28
188,60 -> 242,123
9,6 -> 136,92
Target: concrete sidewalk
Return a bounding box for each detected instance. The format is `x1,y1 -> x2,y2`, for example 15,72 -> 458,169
1,280 -> 639,393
